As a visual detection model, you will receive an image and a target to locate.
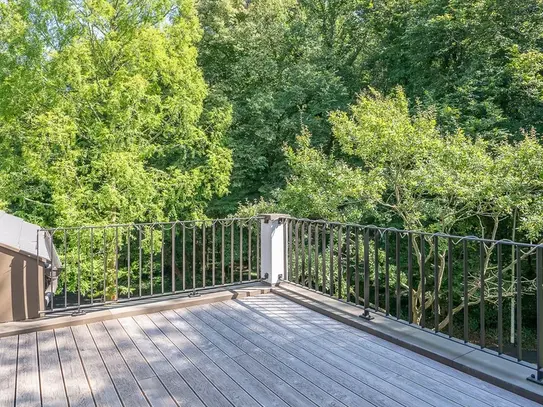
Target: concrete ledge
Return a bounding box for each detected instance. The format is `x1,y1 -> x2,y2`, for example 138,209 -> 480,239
0,283 -> 272,338
272,282 -> 543,405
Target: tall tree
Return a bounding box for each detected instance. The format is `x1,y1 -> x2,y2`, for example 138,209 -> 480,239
0,0 -> 232,227
365,0 -> 543,139
197,0 -> 374,214
252,87 -> 543,328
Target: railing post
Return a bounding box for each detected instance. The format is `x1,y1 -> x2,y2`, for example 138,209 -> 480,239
260,214 -> 289,285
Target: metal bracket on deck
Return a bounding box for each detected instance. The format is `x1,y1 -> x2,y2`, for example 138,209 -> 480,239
527,372 -> 543,386
188,289 -> 201,297
359,309 -> 374,321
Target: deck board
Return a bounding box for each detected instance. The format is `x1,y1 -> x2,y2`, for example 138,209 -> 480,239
3,293 -> 538,407
174,308 -> 291,407
37,330 -> 68,407
71,325 -> 122,407
15,333 -> 40,407
87,322 -> 149,407
247,295 -> 534,407
54,328 -> 95,407
0,335 -> 18,406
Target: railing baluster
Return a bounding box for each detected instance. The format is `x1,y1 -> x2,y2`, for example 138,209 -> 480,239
408,232 -> 413,324
308,223 -> 312,289
337,225 -> 342,299
420,236 -> 425,328
362,228 -> 371,318
498,243 -> 503,354
127,227 -> 130,299
64,230 -> 68,308
213,222 -> 217,285
480,241 -> 485,349
248,221 -> 252,282
189,224 -> 197,296
434,235 -> 439,333
37,230 -> 41,312
374,230 -> 379,311
49,231 -> 55,310
346,225 -> 350,302
182,223 -> 186,291
321,224 -> 326,294
315,224 -> 319,291
355,227 -> 360,306
256,221 -> 260,278
396,232 -> 400,319
172,224 -> 176,293
301,222 -> 306,286
385,231 -> 389,315
531,247 -> 543,383
517,245 -> 522,361
239,221 -> 243,282
77,229 -> 82,311
294,221 -> 300,283
103,230 -> 107,303
463,239 -> 469,343
231,222 -> 234,283
193,225 -> 196,292
203,222 -> 207,287
161,225 -> 165,294
90,228 -> 94,305
150,226 -> 154,296
115,227 -> 119,300
448,237 -> 453,338
139,227 -> 142,297
221,222 -> 225,285
329,224 -> 334,296
288,219 -> 294,281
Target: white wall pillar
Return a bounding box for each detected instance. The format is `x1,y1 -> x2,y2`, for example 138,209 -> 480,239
260,214 -> 289,285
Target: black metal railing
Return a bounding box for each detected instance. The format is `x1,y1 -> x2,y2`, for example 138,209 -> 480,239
281,217 -> 543,384
38,217 -> 262,314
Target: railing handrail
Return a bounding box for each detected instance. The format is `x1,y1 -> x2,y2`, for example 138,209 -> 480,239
278,216 -> 543,248
39,216 -> 265,233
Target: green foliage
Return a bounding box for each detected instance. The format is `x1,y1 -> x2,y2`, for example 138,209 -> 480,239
365,0 -> 543,138
0,0 -> 232,228
198,0 -> 373,213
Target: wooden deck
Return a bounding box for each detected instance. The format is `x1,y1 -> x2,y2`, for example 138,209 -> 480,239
0,294 -> 538,407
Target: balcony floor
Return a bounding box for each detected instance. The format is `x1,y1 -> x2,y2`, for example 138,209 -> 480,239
0,293 -> 538,407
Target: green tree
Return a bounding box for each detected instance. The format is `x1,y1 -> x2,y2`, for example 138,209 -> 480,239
0,0 -> 232,227
365,0 -> 543,138
252,87 -> 543,328
197,0 -> 374,214
0,0 -> 233,298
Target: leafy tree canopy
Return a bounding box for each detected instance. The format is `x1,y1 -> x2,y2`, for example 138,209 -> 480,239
0,0 -> 232,227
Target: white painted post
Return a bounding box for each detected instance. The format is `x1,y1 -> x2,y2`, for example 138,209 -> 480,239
260,214 -> 289,285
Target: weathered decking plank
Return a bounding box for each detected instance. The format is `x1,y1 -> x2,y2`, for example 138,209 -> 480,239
15,333 -> 41,407
87,322 -> 149,407
247,295 -> 531,407
160,309 -> 258,407
54,328 -> 95,407
206,302 -> 369,406
71,325 -> 122,407
241,297 -> 462,407
37,330 -> 68,407
213,301 -> 397,407
171,308 -> 290,407
6,293 -> 539,407
138,313 -> 225,407
0,335 -> 18,406
102,319 -> 155,381
182,306 -> 319,407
